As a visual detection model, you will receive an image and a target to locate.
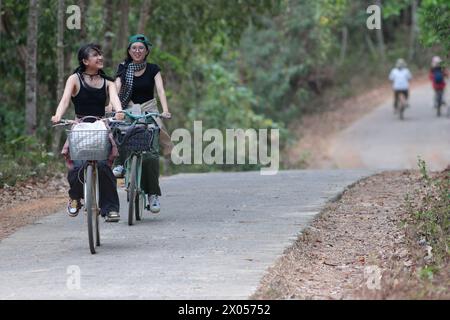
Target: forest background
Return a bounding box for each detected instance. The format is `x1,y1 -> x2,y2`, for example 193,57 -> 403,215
0,0 -> 448,186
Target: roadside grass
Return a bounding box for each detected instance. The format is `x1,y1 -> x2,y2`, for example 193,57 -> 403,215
402,159 -> 450,298
0,135 -> 64,187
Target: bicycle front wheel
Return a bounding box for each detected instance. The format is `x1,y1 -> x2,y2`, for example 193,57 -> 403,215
128,155 -> 138,226
136,191 -> 144,221
85,164 -> 99,254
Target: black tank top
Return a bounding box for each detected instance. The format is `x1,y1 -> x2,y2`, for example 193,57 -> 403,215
71,73 -> 107,117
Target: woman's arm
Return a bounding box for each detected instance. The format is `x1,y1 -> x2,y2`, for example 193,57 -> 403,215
115,76 -> 122,93
51,74 -> 77,123
107,81 -> 125,120
106,71 -> 123,112
155,72 -> 171,118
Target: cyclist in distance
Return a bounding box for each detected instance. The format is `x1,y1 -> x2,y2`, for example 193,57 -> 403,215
389,58 -> 413,114
112,34 -> 173,214
429,56 -> 448,113
51,43 -> 124,222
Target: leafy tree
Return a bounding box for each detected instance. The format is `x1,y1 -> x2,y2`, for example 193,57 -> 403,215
418,0 -> 450,56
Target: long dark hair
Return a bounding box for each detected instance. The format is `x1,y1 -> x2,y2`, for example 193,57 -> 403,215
73,43 -> 113,81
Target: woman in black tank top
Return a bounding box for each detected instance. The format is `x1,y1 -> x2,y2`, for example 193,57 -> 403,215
51,44 -> 125,221
112,34 -> 173,214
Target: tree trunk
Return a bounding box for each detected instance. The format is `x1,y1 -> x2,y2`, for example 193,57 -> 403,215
375,0 -> 386,61
0,0 -> 3,33
365,33 -> 377,58
137,0 -> 151,33
2,9 -> 28,68
102,1 -> 114,69
57,0 -> 65,101
79,0 -> 89,42
339,26 -> 348,65
408,0 -> 418,61
117,0 -> 129,50
52,0 -> 65,153
25,0 -> 39,136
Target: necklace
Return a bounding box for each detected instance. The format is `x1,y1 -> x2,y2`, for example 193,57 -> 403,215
82,72 -> 100,81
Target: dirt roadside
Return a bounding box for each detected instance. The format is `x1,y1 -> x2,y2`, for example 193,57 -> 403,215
0,175 -> 68,240
252,170 -> 449,300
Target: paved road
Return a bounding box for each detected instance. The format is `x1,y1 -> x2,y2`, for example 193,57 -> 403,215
0,170 -> 372,299
329,84 -> 450,170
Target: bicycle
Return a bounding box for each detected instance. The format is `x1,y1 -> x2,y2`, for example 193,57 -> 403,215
53,116 -> 113,254
434,89 -> 444,117
397,92 -> 407,120
110,110 -> 165,226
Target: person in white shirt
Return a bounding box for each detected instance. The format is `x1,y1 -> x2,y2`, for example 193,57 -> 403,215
389,58 -> 413,113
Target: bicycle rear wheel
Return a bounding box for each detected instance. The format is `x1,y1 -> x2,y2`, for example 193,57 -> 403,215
436,91 -> 443,117
85,164 -> 99,254
128,155 -> 138,226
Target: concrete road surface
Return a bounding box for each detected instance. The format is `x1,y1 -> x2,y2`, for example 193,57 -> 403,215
0,170 -> 372,299
329,84 -> 450,170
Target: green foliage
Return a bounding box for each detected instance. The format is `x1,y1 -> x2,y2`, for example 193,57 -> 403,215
0,0 -> 445,183
0,135 -> 61,186
418,0 -> 450,55
238,0 -> 348,123
383,0 -> 412,19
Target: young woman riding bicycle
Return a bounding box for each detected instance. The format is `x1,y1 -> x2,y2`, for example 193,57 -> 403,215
51,43 -> 125,222
389,58 -> 412,118
111,34 -> 173,214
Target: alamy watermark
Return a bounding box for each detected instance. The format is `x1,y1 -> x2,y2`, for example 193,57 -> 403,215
66,5 -> 81,30
367,5 -> 382,30
170,121 -> 280,175
364,265 -> 382,290
66,265 -> 81,290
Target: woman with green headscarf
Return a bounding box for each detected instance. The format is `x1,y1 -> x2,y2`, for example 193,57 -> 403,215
113,34 -> 173,214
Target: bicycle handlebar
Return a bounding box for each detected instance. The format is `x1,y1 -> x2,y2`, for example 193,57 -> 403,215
52,119 -> 77,127
52,116 -> 110,127
112,110 -> 169,119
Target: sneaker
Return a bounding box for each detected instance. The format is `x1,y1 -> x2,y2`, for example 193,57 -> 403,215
148,195 -> 160,214
67,198 -> 81,217
113,165 -> 125,178
105,211 -> 120,222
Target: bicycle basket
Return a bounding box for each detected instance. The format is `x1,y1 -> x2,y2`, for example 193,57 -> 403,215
68,129 -> 111,160
117,125 -> 158,153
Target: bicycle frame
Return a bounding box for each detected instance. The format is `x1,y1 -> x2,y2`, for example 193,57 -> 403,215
124,152 -> 146,209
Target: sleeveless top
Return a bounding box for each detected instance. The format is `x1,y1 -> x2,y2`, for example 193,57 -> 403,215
116,63 -> 161,104
71,73 -> 107,117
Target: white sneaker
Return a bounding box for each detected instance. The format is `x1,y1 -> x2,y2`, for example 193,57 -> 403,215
148,194 -> 160,214
113,165 -> 125,178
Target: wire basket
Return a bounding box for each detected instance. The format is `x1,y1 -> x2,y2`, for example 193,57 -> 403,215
67,129 -> 111,161
114,125 -> 160,158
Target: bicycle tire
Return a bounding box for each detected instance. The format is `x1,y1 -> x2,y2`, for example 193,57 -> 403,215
136,191 -> 144,221
399,106 -> 404,120
95,170 -> 100,247
128,155 -> 138,226
86,164 -> 98,254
